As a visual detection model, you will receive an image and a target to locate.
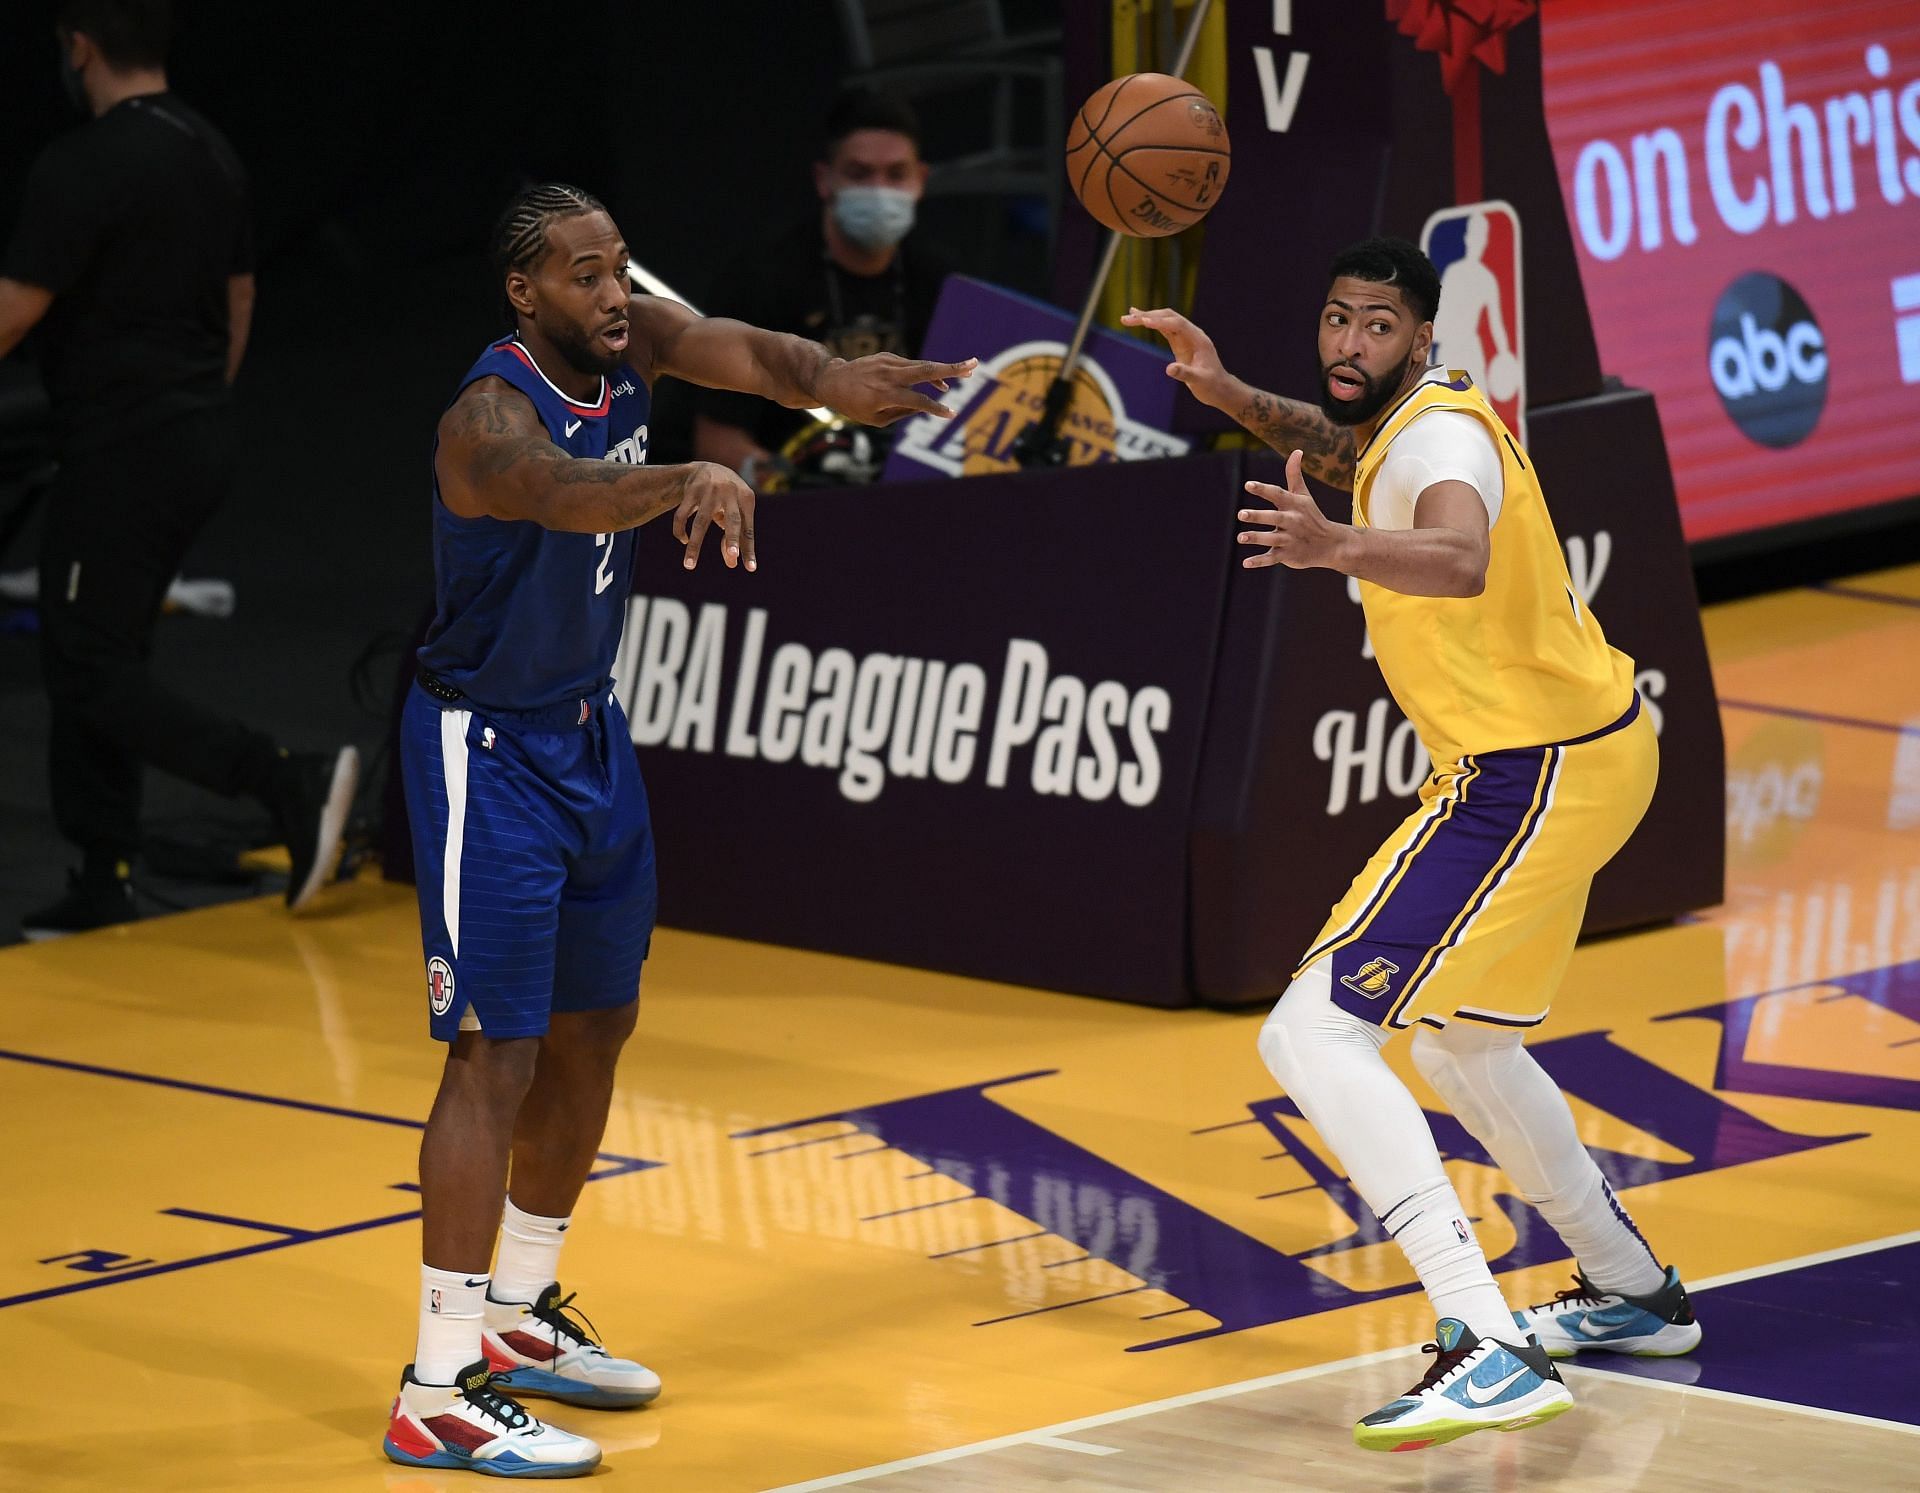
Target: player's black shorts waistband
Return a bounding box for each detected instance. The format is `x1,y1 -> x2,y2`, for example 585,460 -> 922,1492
415,668 -> 610,730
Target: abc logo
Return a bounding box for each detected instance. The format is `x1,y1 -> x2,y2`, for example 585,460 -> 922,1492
1707,273 -> 1827,449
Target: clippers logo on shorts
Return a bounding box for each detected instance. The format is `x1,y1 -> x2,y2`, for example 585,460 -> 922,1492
1709,272 -> 1828,448
427,956 -> 456,1017
1339,956 -> 1401,999
1420,200 -> 1526,443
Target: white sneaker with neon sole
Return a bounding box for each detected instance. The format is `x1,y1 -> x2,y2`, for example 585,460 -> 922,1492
1513,1266 -> 1703,1358
383,1358 -> 601,1478
483,1281 -> 661,1409
1354,1319 -> 1574,1453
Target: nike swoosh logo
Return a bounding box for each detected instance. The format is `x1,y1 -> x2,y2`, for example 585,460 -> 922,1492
565,419 -> 582,437
1576,1315 -> 1621,1337
463,1277 -> 487,1287
1462,1366 -> 1534,1405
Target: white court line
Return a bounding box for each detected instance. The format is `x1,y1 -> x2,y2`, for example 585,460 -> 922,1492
1028,1436 -> 1121,1456
762,1344 -> 1417,1491
1562,1367 -> 1920,1438
1687,1227 -> 1920,1293
764,1227 -> 1920,1491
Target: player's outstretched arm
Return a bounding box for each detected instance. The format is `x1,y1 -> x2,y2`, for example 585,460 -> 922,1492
629,293 -> 976,426
437,378 -> 756,571
1121,306 -> 1356,491
1239,451 -> 1487,598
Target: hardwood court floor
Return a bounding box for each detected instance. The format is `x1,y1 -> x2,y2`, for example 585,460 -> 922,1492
6,566 -> 1920,1491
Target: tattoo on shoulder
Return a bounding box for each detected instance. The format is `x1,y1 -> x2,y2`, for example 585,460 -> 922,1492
1239,390 -> 1356,490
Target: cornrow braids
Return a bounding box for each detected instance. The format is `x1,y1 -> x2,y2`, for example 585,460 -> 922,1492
491,183 -> 609,280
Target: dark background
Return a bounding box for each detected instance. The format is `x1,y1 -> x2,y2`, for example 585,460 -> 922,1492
0,0 -> 1058,940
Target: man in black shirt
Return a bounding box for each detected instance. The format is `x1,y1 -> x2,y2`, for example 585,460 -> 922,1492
0,0 -> 356,938
693,87 -> 953,487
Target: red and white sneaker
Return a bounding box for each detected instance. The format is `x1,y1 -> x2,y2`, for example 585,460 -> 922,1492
483,1281 -> 662,1409
383,1358 -> 601,1478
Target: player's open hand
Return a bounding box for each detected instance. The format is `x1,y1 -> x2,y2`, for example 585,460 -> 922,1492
672,461 -> 757,572
818,354 -> 979,425
1239,450 -> 1348,571
1121,306 -> 1228,408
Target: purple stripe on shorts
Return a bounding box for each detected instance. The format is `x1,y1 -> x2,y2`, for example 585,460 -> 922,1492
1325,747 -> 1554,1024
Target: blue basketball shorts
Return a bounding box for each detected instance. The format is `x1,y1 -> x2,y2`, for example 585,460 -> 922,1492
400,682 -> 657,1041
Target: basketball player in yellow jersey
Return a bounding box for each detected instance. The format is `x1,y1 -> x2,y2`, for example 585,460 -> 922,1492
1125,238 -> 1701,1452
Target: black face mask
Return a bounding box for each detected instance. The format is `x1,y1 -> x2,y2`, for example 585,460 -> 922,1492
57,34 -> 88,114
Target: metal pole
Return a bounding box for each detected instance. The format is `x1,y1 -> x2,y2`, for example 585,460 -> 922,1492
1013,0 -> 1215,466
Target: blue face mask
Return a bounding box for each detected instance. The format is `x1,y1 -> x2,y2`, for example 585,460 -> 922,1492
831,186 -> 917,252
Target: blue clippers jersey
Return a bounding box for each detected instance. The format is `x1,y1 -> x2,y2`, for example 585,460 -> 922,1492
418,337 -> 651,712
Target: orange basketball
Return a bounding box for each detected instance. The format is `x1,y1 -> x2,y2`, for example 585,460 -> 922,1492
1064,72 -> 1231,238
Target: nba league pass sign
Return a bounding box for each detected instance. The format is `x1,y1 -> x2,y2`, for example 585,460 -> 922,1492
1540,0 -> 1920,542
1420,200 -> 1527,442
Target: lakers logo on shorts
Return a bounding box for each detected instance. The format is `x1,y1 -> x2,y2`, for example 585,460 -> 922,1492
1339,956 -> 1401,999
427,956 -> 456,1017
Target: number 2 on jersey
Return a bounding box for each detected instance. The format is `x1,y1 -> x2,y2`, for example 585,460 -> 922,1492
593,533 -> 616,595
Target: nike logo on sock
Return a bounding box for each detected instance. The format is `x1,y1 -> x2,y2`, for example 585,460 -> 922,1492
1462,1366 -> 1534,1405
463,1277 -> 487,1288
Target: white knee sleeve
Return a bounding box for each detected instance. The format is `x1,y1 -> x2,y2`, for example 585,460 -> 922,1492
1410,1020 -> 1666,1293
1256,962 -> 1433,1218
1409,1021 -> 1583,1202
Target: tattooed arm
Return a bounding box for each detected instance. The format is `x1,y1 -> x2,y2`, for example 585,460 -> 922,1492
436,377 -> 756,570
1120,306 -> 1355,491
630,293 -> 975,425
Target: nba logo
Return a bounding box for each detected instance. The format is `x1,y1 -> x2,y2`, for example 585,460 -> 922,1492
1420,200 -> 1526,444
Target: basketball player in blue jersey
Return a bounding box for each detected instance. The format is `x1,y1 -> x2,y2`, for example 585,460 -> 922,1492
382,183 -> 974,1478
1126,239 -> 1700,1454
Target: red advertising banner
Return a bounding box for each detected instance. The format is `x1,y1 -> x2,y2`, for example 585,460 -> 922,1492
1541,0 -> 1920,542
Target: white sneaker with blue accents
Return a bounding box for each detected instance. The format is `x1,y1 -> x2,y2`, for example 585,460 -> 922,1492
483,1281 -> 661,1409
1354,1318 -> 1573,1452
1513,1266 -> 1702,1358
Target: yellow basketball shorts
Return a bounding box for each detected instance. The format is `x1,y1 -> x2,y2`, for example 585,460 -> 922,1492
1295,694 -> 1657,1031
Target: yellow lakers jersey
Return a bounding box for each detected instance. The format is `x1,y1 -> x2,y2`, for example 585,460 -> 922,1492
1351,373 -> 1637,764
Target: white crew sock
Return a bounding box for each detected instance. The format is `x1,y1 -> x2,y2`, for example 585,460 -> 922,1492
1410,1023 -> 1667,1298
417,1264 -> 488,1385
1256,962 -> 1520,1347
492,1198 -> 571,1306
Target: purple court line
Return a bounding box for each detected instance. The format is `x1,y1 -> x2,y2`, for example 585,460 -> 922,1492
860,1195 -> 976,1223
833,1143 -> 895,1161
974,1286 -> 1149,1327
160,1208 -> 310,1238
1814,583 -> 1920,611
926,1230 -> 1048,1260
1043,1254 -> 1093,1270
0,1047 -> 657,1312
1139,1306 -> 1200,1321
742,1128 -> 864,1157
1717,700 -> 1920,737
4,1208 -> 426,1310
1256,1183 -> 1325,1201
899,1168 -> 939,1181
1190,1117 -> 1260,1135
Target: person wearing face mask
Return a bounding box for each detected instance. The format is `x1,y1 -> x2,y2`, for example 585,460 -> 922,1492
0,0 -> 358,939
692,86 -> 955,488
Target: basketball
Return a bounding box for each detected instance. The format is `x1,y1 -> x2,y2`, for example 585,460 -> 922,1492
1064,72 -> 1231,238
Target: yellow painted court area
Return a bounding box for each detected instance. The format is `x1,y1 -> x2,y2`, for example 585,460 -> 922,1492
6,569 -> 1920,1490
